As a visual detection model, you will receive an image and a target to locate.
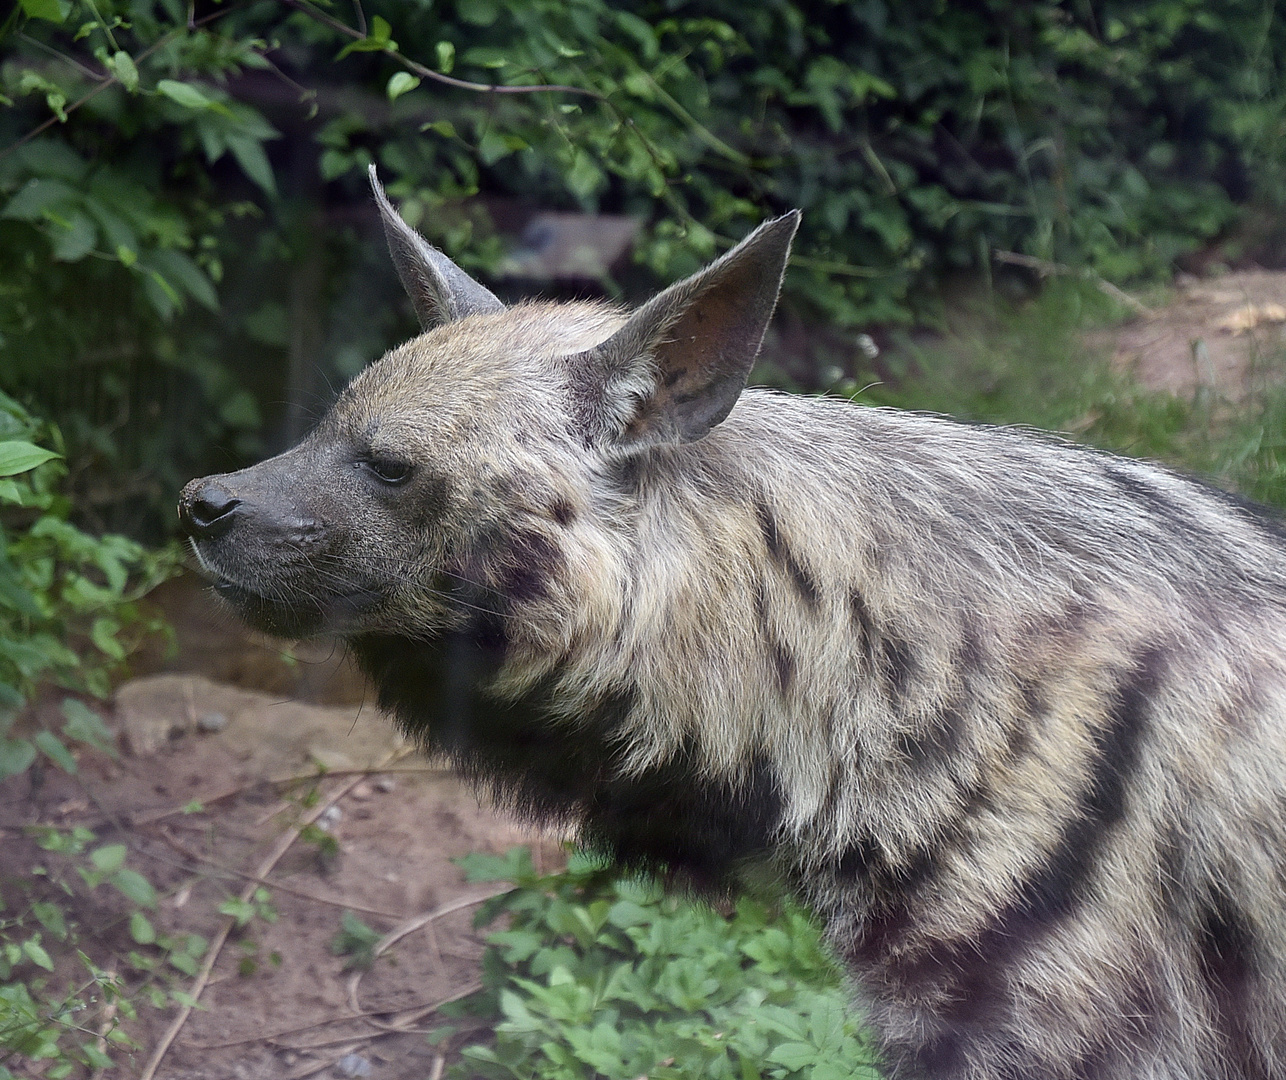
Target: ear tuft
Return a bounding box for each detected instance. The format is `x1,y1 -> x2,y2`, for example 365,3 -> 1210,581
369,165 -> 505,329
570,210 -> 801,450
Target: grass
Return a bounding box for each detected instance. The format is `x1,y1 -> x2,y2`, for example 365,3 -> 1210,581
858,277 -> 1286,511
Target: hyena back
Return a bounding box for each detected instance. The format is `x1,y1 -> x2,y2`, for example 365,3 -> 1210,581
180,169 -> 1286,1080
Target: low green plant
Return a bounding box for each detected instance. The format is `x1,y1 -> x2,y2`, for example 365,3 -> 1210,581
454,848 -> 883,1080
0,393 -> 179,1074
0,389 -> 179,779
332,910 -> 383,973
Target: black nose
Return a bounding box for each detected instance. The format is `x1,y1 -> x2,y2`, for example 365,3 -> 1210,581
179,480 -> 242,539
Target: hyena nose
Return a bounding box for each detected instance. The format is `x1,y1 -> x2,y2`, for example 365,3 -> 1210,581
179,480 -> 242,540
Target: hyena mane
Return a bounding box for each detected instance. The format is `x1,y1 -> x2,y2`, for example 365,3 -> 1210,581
179,168 -> 1286,1080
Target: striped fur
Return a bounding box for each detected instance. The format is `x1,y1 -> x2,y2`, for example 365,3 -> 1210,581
180,191 -> 1286,1079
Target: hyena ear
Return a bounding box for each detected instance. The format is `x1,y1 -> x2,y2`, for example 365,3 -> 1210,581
369,165 -> 505,329
571,210 -> 800,451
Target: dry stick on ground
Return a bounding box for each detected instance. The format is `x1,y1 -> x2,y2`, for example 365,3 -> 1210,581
279,982 -> 485,1051
137,752 -> 407,1080
151,825 -> 409,920
187,982 -> 483,1051
344,890 -> 509,1019
66,763 -> 454,830
87,964 -> 119,1080
992,250 -> 1155,318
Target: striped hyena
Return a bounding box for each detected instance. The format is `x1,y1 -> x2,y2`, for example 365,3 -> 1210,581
179,168 -> 1286,1080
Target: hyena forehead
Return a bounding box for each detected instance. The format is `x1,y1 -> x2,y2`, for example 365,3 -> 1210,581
335,300 -> 627,449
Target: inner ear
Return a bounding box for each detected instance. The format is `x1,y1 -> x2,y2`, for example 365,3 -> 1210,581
571,211 -> 801,451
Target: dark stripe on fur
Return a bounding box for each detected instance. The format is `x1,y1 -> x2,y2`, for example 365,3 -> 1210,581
757,500 -> 820,608
850,648 -> 1162,1076
850,588 -> 877,664
583,747 -> 783,889
1199,886 -> 1266,1078
897,705 -> 964,771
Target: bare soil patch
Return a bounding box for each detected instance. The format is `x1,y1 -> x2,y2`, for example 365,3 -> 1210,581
1100,269 -> 1286,396
1,576 -> 560,1079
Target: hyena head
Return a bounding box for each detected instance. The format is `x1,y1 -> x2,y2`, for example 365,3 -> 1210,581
179,168 -> 799,641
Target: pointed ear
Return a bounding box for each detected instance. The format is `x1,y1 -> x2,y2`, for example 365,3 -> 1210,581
570,211 -> 800,451
369,165 -> 505,329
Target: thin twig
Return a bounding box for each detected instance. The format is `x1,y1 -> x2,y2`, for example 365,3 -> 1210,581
15,32 -> 109,80
280,981 -> 483,1050
0,7 -> 232,162
282,0 -> 600,98
344,890 -> 508,1016
86,964 -> 119,1080
992,249 -> 1154,317
187,981 -> 482,1049
152,825 -> 409,920
137,766 -> 384,1080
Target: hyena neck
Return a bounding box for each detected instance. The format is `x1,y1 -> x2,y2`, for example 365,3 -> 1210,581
349,623 -> 784,888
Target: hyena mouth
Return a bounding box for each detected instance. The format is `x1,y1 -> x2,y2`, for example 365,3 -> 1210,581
189,545 -> 380,638
210,576 -> 382,638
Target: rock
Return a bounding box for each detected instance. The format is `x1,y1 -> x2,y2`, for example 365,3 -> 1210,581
336,1052 -> 372,1077
197,710 -> 229,733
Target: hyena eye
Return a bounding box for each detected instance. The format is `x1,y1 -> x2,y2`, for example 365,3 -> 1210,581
359,458 -> 413,485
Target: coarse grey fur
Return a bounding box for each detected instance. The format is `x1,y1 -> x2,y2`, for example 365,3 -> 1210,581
179,173 -> 1286,1080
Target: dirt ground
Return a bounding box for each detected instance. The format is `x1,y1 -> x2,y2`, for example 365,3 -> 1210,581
1098,268 -> 1286,395
0,576 -> 564,1079
6,266 -> 1286,1080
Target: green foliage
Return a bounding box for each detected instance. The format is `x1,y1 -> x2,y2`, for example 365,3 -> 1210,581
0,826 -> 167,1073
455,848 -> 883,1080
0,396 -> 176,1075
4,0 -> 1286,529
0,391 -> 178,778
2,822 -> 216,1072
331,909 -> 382,972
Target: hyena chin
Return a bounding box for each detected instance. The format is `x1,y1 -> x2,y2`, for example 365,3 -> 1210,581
181,165 -> 1286,1080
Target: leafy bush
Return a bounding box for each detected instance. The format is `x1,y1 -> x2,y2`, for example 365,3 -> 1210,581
455,848 -> 883,1080
0,393 -> 178,1074
0,389 -> 177,781
4,0 -> 1286,528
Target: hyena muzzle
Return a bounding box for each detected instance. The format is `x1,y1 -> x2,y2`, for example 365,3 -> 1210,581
179,166 -> 1286,1080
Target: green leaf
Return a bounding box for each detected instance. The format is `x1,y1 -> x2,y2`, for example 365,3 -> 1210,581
768,1042 -> 819,1071
62,698 -> 117,756
0,738 -> 37,780
336,15 -> 395,59
21,939 -> 54,971
129,911 -> 156,944
109,51 -> 139,93
91,844 -> 127,872
111,868 -> 157,908
225,134 -> 277,198
1,178 -> 77,223
49,210 -> 97,261
156,80 -> 220,111
387,72 -> 420,101
33,729 -> 76,773
458,0 -> 498,26
19,0 -> 67,23
31,901 -> 67,939
0,442 -> 59,477
436,41 -> 455,74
